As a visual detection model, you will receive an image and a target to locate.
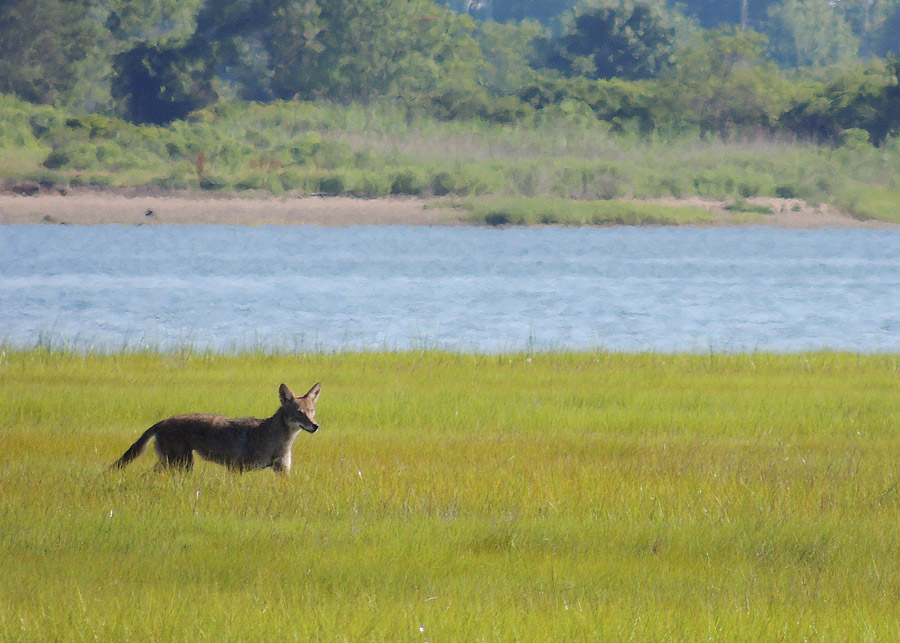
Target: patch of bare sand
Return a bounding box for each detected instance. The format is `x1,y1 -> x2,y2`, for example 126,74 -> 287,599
0,190 -> 892,228
0,191 -> 458,226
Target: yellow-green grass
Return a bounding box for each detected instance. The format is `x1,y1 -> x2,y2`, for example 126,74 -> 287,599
2,349 -> 900,640
839,186 -> 900,224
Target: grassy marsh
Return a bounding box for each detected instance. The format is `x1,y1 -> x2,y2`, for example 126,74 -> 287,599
2,349 -> 900,639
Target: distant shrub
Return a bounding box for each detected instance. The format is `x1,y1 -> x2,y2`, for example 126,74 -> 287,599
94,142 -> 125,166
658,177 -> 683,197
33,170 -> 66,189
429,171 -> 455,197
738,182 -> 760,198
166,142 -> 186,159
234,175 -> 265,191
199,176 -> 229,191
692,170 -> 736,197
28,110 -> 64,140
390,168 -> 426,195
329,170 -> 392,198
774,184 -> 799,199
64,114 -> 121,140
288,134 -> 325,165
149,173 -> 193,190
484,211 -> 513,226
280,168 -> 316,192
42,149 -> 70,170
69,173 -> 112,187
318,174 -> 345,196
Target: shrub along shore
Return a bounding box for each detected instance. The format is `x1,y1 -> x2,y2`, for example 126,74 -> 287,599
2,349 -> 900,639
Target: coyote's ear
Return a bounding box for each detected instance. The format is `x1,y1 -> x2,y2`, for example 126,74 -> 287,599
279,383 -> 295,405
304,382 -> 322,403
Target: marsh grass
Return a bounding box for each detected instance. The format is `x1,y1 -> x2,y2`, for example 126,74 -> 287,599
450,196 -> 714,226
838,186 -> 900,223
3,349 -> 900,639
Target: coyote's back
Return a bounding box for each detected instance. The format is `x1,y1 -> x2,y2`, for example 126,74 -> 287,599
112,382 -> 321,474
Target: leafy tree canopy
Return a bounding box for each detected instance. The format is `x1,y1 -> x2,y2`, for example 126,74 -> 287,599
765,0 -> 859,67
0,0 -> 98,104
536,2 -> 676,79
781,59 -> 900,143
660,28 -> 795,136
111,39 -> 217,125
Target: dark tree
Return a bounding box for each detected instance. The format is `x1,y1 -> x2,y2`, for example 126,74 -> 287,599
112,40 -> 217,125
537,3 -> 675,80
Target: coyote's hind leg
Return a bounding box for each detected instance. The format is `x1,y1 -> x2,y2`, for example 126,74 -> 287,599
154,435 -> 194,471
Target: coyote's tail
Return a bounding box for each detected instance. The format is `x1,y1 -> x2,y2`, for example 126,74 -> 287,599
111,424 -> 158,469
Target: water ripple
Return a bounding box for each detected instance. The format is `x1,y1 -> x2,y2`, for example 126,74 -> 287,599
1,225 -> 899,353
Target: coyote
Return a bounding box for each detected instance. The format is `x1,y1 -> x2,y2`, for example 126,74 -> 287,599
112,382 -> 321,474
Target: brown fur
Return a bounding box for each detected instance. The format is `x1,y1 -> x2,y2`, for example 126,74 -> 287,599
112,382 -> 320,474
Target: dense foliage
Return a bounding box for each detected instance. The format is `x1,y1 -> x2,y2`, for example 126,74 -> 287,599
534,4 -> 676,80
2,0 -> 900,145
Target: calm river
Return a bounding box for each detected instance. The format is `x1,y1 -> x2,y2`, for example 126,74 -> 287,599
1,225 -> 899,353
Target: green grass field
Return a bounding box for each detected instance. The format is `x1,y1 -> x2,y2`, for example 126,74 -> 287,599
2,349 -> 900,640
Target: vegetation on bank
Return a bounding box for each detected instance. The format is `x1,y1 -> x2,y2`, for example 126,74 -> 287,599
4,94 -> 900,223
2,349 -> 900,639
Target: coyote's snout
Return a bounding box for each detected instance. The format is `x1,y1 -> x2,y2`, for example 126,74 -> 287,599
112,382 -> 321,474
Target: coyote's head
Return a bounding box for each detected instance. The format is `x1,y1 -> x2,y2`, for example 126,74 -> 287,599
279,382 -> 321,433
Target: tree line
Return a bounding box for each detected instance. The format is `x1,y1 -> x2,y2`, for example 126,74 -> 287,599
2,0 -> 900,144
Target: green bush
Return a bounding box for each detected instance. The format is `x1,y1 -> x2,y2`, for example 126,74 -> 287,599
279,167 -> 316,192
32,170 -> 66,188
42,149 -> 70,170
429,171 -> 455,197
68,173 -> 112,187
318,174 -> 346,196
691,170 -> 736,197
199,176 -> 229,191
774,184 -> 799,199
389,168 -> 427,195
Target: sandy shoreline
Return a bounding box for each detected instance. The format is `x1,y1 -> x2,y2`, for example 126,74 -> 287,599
0,191 -> 457,226
0,189 -> 892,228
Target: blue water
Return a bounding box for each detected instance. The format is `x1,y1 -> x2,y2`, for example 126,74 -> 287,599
1,225 -> 899,353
